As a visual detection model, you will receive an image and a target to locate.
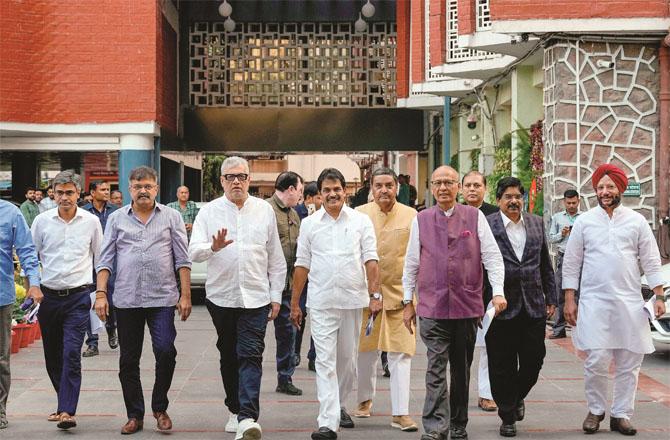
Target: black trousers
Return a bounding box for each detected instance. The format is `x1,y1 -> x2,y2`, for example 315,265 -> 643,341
486,310 -> 546,424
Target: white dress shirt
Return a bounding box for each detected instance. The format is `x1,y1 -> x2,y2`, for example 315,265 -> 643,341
31,207 -> 103,290
562,205 -> 664,354
402,206 -> 505,301
295,206 -> 379,310
500,211 -> 527,261
189,195 -> 286,308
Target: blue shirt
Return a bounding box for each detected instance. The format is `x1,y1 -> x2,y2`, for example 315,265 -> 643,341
548,210 -> 581,253
0,200 -> 40,306
81,201 -> 117,232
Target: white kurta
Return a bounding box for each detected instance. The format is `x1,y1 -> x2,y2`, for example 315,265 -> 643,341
562,205 -> 664,354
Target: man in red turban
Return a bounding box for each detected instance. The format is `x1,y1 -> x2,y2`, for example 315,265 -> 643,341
591,164 -> 628,193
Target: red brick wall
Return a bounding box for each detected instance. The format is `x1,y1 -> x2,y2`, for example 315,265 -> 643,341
156,11 -> 177,135
458,0 -> 476,35
429,0 -> 446,66
0,0 -> 160,125
490,0 -> 669,20
396,0 -> 411,99
410,0 -> 425,84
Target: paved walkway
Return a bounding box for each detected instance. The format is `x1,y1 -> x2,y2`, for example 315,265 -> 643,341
5,305 -> 670,439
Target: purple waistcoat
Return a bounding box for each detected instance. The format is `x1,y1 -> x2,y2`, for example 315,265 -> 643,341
416,204 -> 484,319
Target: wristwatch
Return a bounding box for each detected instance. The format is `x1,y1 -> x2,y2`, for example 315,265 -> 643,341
402,299 -> 412,306
370,292 -> 382,301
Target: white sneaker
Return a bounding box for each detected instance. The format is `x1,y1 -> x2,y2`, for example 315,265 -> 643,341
225,413 -> 238,433
235,418 -> 262,440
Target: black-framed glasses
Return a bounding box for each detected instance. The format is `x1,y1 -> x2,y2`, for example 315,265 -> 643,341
223,173 -> 249,182
431,179 -> 458,188
130,184 -> 157,191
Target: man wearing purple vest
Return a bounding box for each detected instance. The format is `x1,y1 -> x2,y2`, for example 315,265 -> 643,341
485,176 -> 556,437
402,165 -> 506,440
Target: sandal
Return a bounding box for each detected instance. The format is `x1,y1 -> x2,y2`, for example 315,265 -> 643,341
47,412 -> 60,422
57,413 -> 76,430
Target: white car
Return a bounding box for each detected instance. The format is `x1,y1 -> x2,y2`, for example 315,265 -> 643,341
641,262 -> 670,344
189,202 -> 208,297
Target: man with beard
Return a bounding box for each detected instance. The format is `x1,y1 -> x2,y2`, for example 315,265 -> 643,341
32,171 -> 103,430
485,176 -> 556,437
352,168 -> 418,432
461,170 -> 499,412
403,166 -> 505,440
20,186 -> 39,227
95,166 -> 192,435
189,156 -> 285,439
290,168 -> 380,440
40,186 -> 58,212
563,163 -> 665,436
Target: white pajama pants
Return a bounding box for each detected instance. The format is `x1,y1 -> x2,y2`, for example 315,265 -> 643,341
357,350 -> 412,416
584,349 -> 644,419
309,308 -> 363,431
477,346 -> 493,400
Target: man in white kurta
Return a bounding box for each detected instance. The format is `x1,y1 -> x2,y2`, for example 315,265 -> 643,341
562,164 -> 666,436
290,168 -> 379,440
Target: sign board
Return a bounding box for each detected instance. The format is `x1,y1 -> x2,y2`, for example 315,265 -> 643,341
623,182 -> 640,197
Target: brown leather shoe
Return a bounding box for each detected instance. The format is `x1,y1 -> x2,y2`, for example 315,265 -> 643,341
352,399 -> 373,418
478,397 -> 498,412
153,411 -> 172,431
582,412 -> 605,434
121,418 -> 144,435
610,417 -> 637,436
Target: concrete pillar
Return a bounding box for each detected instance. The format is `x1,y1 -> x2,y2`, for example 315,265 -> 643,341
511,65 -> 543,175
118,134 -> 156,205
443,97 -> 451,166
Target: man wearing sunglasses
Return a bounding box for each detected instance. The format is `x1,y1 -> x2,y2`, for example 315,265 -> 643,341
189,156 -> 286,440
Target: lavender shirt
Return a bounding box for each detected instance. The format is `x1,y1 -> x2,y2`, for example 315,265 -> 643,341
96,203 -> 191,308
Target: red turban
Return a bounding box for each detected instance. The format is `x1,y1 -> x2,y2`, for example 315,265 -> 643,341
592,164 -> 628,193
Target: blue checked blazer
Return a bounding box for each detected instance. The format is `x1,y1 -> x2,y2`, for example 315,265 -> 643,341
485,212 -> 557,320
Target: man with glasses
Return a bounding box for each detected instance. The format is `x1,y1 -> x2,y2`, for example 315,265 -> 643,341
81,180 -> 118,357
94,166 -> 192,435
484,177 -> 556,437
32,171 -> 103,430
402,166 -> 505,440
189,156 -> 285,440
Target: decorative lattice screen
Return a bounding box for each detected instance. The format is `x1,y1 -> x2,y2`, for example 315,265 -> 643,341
189,22 -> 397,107
446,0 -> 492,62
476,0 -> 492,31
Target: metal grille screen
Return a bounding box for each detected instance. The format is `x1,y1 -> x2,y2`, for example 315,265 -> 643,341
190,22 -> 397,108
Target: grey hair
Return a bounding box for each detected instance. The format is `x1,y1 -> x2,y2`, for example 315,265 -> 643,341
128,166 -> 158,183
52,170 -> 82,191
220,156 -> 250,175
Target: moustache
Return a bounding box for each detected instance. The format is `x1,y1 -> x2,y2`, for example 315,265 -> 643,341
507,204 -> 520,209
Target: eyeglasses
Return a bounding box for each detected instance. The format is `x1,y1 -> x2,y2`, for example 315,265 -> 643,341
431,179 -> 458,188
502,194 -> 524,201
130,184 -> 157,191
55,190 -> 77,197
223,173 -> 249,182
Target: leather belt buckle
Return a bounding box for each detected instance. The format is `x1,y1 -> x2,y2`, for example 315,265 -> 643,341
58,289 -> 71,297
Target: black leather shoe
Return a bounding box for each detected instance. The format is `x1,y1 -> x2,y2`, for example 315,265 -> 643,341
82,346 -> 98,357
548,332 -> 566,339
450,425 -> 468,439
294,353 -> 301,367
420,432 -> 442,440
308,359 -> 316,372
276,382 -> 303,396
610,417 -> 637,436
339,408 -> 354,428
108,329 -> 119,349
311,427 -> 337,439
515,400 -> 525,421
500,423 -> 517,437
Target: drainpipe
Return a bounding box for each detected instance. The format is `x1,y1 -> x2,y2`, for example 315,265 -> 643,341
658,33 -> 670,261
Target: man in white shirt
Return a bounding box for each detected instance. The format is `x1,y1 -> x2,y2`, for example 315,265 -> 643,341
31,170 -> 103,431
39,186 -> 58,212
563,163 -> 666,436
290,168 -> 380,440
189,156 -> 286,440
402,166 -> 506,440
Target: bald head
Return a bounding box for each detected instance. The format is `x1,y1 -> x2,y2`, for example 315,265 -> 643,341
431,165 -> 459,181
431,165 -> 460,211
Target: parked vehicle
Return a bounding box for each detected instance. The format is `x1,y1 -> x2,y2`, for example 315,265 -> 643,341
641,262 -> 670,344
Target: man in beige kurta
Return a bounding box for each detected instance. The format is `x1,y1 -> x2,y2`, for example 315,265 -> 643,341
353,168 -> 418,432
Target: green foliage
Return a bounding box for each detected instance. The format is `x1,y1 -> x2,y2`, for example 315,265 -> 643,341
470,149 -> 480,171
450,153 -> 459,171
488,133 -> 512,201
202,154 -> 227,202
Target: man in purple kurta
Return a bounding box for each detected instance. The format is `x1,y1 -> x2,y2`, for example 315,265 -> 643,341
402,166 -> 506,440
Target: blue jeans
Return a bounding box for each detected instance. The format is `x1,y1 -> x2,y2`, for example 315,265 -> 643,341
206,300 -> 269,421
275,294 -> 296,384
115,307 -> 177,419
38,289 -> 92,415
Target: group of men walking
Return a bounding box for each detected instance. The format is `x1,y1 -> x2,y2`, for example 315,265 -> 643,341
0,158 -> 665,440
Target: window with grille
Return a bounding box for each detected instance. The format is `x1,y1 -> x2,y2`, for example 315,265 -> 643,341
446,0 -> 493,62
476,0 -> 492,31
189,22 -> 397,108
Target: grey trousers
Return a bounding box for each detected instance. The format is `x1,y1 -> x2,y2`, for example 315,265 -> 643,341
0,303 -> 12,419
419,317 -> 477,435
